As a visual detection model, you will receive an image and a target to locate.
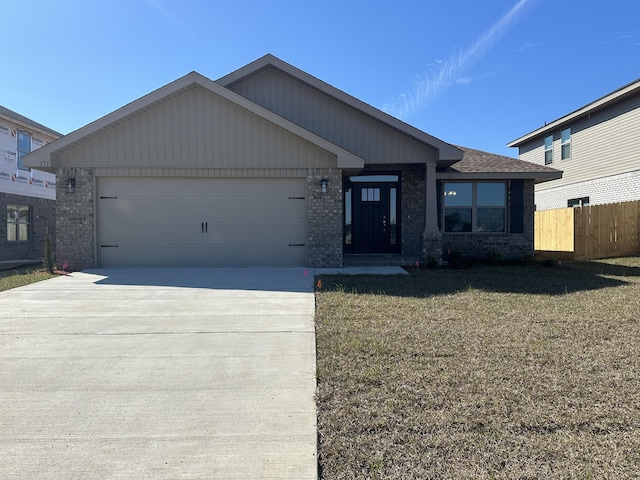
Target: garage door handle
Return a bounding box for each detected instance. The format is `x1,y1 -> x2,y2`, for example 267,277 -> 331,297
101,245 -> 118,248
288,243 -> 305,247
205,222 -> 208,233
201,222 -> 204,233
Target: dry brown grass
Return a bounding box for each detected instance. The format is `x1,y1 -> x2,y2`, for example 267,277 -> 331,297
315,258 -> 640,479
0,264 -> 53,292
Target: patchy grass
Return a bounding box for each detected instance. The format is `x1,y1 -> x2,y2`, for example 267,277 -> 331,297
0,264 -> 54,292
315,257 -> 640,479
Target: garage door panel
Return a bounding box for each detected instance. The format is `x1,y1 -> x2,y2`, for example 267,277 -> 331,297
98,177 -> 307,267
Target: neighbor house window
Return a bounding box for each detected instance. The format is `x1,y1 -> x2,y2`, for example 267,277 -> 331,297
444,182 -> 506,233
17,131 -> 31,171
561,128 -> 571,160
7,205 -> 31,241
544,135 -> 553,164
568,196 -> 589,208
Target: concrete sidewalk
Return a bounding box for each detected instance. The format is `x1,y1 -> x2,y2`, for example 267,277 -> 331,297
0,268 -> 317,479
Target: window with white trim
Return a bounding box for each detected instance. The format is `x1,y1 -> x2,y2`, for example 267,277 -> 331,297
561,128 -> 571,160
7,205 -> 31,241
17,131 -> 31,171
544,135 -> 553,164
443,182 -> 506,233
568,196 -> 589,208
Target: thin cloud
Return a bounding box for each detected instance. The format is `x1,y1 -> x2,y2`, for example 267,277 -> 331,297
517,41 -> 542,52
383,0 -> 532,119
145,0 -> 201,46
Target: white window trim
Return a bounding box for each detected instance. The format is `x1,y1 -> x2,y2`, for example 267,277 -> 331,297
544,135 -> 553,165
561,128 -> 571,160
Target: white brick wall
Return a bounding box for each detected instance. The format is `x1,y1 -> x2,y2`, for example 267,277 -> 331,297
535,169 -> 640,210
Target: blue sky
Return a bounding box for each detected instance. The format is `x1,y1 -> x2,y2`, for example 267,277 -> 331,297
4,0 -> 639,157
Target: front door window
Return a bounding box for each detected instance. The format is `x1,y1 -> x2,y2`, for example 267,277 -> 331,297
344,174 -> 400,254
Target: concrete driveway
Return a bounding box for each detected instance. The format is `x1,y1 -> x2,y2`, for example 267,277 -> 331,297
0,268 -> 317,479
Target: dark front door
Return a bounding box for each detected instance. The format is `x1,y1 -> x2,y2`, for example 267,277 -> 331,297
350,180 -> 400,254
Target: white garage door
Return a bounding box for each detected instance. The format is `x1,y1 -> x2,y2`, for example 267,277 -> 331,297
98,177 -> 307,267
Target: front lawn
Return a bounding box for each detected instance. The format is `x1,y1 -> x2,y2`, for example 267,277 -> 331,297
0,264 -> 54,293
315,258 -> 640,479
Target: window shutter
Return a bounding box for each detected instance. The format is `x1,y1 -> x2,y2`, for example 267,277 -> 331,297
510,180 -> 524,233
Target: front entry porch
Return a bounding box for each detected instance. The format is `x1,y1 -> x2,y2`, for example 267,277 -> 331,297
343,174 -> 400,255
343,254 -> 421,267
340,165 -> 442,268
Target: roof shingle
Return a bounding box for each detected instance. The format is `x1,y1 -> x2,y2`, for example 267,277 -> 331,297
448,146 -> 561,175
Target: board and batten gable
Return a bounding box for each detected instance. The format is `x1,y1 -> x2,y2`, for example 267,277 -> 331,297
517,91 -> 640,192
224,66 -> 438,165
55,85 -> 337,176
30,80 -> 352,270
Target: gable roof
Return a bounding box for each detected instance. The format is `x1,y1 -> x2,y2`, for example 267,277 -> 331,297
508,77 -> 640,147
217,54 -> 464,165
24,71 -> 365,171
0,105 -> 62,138
439,146 -> 562,183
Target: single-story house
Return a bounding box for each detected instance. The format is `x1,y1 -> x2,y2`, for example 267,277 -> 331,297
25,54 -> 561,269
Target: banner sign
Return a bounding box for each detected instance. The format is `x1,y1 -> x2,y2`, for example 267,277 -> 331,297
0,122 -> 56,200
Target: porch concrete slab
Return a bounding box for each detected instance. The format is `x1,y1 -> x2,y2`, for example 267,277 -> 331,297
313,266 -> 409,275
0,267 -> 317,479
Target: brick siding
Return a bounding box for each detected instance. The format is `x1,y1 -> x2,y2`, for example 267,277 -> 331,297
55,167 -> 94,270
0,192 -> 56,263
54,168 -> 537,268
443,180 -> 535,260
306,168 -> 343,267
535,170 -> 640,210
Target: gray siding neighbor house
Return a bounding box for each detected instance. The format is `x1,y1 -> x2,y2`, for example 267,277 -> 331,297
25,54 -> 560,270
1,106 -> 60,265
508,78 -> 640,210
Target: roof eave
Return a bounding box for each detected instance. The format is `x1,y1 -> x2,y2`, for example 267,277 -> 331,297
0,106 -> 63,139
508,78 -> 640,148
24,70 -> 366,171
217,54 -> 464,163
24,73 -> 204,169
436,171 -> 563,184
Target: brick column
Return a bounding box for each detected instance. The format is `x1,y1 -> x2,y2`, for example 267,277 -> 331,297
56,167 -> 95,270
425,164 -> 439,233
423,163 -> 443,263
307,168 -> 343,267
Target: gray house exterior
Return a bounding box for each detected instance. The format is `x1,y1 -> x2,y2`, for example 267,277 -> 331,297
25,55 -> 560,270
508,78 -> 640,210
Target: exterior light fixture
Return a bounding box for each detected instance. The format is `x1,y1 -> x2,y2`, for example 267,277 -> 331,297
67,178 -> 76,194
320,179 -> 328,194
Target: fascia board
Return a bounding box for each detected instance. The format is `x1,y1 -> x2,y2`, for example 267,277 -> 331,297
0,113 -> 61,141
218,54 -> 463,162
25,71 -> 365,170
23,73 -> 202,169
508,79 -> 640,148
436,171 -> 563,183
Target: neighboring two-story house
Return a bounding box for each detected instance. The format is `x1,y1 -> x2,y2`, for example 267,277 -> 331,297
0,106 -> 60,265
508,78 -> 640,210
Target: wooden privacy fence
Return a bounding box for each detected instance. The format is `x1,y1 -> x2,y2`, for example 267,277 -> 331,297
535,200 -> 640,260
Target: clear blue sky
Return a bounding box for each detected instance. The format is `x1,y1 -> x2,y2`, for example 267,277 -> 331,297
4,0 -> 639,157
